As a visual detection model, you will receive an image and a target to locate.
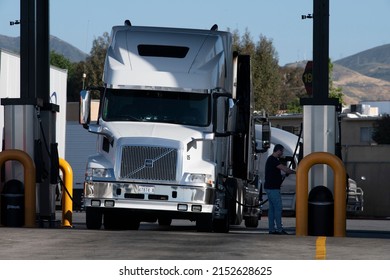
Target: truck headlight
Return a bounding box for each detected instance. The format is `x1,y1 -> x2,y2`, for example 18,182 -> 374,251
185,173 -> 213,186
86,168 -> 114,178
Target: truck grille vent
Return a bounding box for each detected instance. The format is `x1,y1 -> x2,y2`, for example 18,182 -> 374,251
120,146 -> 177,181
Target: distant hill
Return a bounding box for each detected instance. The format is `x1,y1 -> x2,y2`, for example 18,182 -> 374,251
332,64 -> 390,104
284,44 -> 390,105
0,34 -> 88,62
0,35 -> 19,53
335,44 -> 390,82
284,61 -> 390,105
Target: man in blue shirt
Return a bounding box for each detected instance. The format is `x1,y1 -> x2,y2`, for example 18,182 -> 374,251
264,144 -> 296,234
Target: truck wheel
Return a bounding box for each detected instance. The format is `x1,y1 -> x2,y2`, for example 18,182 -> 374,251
196,214 -> 213,232
234,183 -> 244,225
213,215 -> 230,233
244,216 -> 259,228
226,178 -> 243,225
125,219 -> 140,230
86,207 -> 102,229
158,217 -> 172,226
104,210 -> 122,230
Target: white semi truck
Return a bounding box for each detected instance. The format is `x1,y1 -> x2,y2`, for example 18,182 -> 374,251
79,22 -> 270,232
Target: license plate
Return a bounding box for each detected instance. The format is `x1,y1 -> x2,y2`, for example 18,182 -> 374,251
137,185 -> 155,194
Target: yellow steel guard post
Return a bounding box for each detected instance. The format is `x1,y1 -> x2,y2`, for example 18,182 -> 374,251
0,149 -> 36,227
59,158 -> 73,227
296,152 -> 347,237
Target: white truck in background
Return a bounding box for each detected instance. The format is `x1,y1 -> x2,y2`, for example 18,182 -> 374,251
255,125 -> 364,214
79,22 -> 271,232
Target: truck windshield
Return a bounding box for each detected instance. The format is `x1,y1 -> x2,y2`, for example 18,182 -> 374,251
102,89 -> 210,126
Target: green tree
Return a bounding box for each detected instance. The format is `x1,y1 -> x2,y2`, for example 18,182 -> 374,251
280,66 -> 306,113
231,29 -> 282,115
50,50 -> 72,71
67,32 -> 110,101
49,51 -> 80,101
286,97 -> 303,113
372,114 -> 390,144
84,32 -> 110,89
67,60 -> 87,101
280,59 -> 345,114
329,60 -> 345,105
252,35 -> 282,115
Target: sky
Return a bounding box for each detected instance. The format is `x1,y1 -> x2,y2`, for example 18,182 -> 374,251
0,0 -> 389,66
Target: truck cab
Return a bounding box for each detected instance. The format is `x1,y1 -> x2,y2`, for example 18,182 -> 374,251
80,23 -> 267,232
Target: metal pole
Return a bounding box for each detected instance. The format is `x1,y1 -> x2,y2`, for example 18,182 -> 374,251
312,0 -> 329,102
36,0 -> 50,104
301,0 -> 338,107
20,0 -> 36,101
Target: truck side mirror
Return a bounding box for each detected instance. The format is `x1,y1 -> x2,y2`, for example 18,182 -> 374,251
79,90 -> 91,127
255,117 -> 271,153
212,91 -> 233,135
226,98 -> 237,133
261,120 -> 271,151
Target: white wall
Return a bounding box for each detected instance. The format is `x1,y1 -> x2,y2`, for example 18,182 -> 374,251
49,65 -> 68,158
0,49 -> 68,158
0,50 -> 20,151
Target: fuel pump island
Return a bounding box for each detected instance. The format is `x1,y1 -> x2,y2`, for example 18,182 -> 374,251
0,0 -> 67,227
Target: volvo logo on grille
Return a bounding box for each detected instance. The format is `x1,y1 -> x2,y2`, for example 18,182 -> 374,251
144,159 -> 154,168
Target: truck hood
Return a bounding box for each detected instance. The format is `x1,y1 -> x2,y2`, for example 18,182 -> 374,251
103,121 -> 206,145
255,124 -> 300,156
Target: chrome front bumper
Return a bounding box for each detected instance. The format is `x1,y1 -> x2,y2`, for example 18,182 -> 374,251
84,181 -> 215,214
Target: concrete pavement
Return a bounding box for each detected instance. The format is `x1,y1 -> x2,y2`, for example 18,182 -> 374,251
0,211 -> 389,259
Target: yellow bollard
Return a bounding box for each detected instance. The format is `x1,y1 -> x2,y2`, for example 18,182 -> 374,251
0,149 -> 36,227
59,158 -> 73,228
296,152 -> 346,237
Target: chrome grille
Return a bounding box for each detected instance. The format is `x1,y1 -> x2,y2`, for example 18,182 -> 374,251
120,146 -> 177,181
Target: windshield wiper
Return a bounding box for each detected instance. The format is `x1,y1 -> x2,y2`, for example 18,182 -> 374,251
120,115 -> 142,121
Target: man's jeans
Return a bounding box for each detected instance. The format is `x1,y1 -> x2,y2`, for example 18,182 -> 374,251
265,188 -> 283,232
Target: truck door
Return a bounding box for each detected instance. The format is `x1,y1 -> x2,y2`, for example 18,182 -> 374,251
232,55 -> 256,182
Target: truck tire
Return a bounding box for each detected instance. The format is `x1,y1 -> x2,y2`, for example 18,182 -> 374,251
158,217 -> 172,226
235,182 -> 244,225
103,210 -> 122,230
196,214 -> 213,232
104,209 -> 140,230
244,216 -> 259,228
213,215 -> 230,233
86,207 -> 102,229
226,178 -> 243,225
125,218 -> 141,230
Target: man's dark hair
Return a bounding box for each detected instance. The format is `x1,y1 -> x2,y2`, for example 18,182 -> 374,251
273,144 -> 284,152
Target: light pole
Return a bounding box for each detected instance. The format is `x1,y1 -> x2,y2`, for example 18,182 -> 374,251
82,73 -> 87,89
